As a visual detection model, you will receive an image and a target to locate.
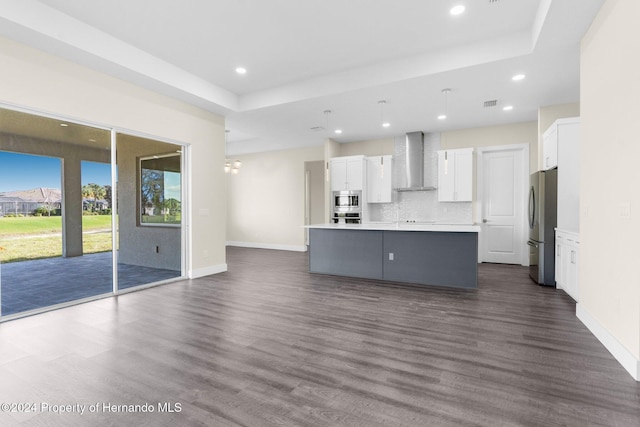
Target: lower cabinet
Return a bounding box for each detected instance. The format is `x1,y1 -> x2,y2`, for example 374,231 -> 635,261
308,228 -> 479,289
555,229 -> 579,301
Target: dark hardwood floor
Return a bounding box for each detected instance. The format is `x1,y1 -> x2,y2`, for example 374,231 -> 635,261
0,246 -> 638,426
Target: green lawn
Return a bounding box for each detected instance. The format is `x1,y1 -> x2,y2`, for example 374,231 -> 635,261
0,215 -> 113,263
141,214 -> 181,224
81,215 -> 113,231
0,216 -> 62,236
0,215 -> 112,236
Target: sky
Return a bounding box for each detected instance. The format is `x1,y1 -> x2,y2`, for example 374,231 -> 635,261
0,151 -> 111,193
164,171 -> 181,201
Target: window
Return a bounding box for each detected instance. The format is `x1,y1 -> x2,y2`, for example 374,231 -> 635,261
139,153 -> 181,226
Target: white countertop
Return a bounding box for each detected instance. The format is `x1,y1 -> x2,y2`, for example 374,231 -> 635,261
305,222 -> 480,233
555,228 -> 580,242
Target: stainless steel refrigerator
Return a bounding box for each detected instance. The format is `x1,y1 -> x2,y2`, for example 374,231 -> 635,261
528,169 -> 557,286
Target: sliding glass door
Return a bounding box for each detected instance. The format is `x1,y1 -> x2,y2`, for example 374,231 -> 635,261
115,133 -> 183,290
0,109 -> 113,316
0,107 -> 185,320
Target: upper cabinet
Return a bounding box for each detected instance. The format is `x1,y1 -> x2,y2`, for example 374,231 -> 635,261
366,155 -> 393,203
549,117 -> 581,232
437,148 -> 473,202
542,126 -> 559,170
330,155 -> 365,192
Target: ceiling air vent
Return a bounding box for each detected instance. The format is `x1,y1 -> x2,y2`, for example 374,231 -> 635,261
489,0 -> 501,3
483,100 -> 498,108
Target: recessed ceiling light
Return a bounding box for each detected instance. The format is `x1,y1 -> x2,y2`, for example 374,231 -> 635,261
512,74 -> 526,81
334,129 -> 343,134
60,123 -> 68,127
382,122 -> 391,128
450,5 -> 466,15
503,105 -> 514,111
235,67 -> 247,75
438,114 -> 447,120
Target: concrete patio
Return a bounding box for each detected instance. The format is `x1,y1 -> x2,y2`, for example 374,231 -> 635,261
0,251 -> 181,316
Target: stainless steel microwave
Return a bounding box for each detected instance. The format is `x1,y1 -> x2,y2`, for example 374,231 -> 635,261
333,190 -> 361,210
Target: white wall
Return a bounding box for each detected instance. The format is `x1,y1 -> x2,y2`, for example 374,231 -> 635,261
0,36 -> 227,278
441,121 -> 538,173
579,0 -> 640,379
339,138 -> 394,157
226,145 -> 324,251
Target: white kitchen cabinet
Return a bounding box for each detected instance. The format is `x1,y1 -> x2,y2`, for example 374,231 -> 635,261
542,126 -> 558,170
366,155 -> 393,203
437,148 -> 473,202
555,229 -> 579,301
330,156 -> 365,191
543,117 -> 580,174
555,117 -> 580,233
330,158 -> 346,192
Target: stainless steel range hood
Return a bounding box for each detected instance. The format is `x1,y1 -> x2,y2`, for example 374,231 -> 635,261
396,131 -> 436,192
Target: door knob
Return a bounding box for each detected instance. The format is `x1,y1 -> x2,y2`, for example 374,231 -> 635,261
482,219 -> 488,223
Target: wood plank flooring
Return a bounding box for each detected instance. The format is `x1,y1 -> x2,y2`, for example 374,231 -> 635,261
0,246 -> 638,426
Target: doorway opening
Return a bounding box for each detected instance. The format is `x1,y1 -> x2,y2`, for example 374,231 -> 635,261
304,161 -> 325,246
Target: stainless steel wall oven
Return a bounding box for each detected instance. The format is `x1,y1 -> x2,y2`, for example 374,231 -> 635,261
332,190 -> 362,224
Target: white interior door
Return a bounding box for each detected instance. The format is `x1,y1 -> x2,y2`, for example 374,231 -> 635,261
478,146 -> 527,265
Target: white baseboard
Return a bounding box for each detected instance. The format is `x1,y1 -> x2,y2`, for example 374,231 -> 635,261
226,241 -> 307,252
189,263 -> 227,279
577,304 -> 640,381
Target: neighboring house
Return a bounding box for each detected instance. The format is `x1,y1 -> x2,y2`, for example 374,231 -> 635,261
82,198 -> 109,211
0,187 -> 62,216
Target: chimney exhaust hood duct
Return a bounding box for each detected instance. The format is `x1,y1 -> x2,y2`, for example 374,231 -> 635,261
396,131 -> 436,192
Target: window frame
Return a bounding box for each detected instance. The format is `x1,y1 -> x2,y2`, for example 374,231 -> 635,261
138,152 -> 182,228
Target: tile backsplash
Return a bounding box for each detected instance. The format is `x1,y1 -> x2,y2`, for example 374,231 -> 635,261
366,132 -> 473,224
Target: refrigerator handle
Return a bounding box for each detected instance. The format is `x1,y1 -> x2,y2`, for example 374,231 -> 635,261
528,186 -> 535,229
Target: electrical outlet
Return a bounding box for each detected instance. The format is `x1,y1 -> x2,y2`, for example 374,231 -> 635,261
389,252 -> 394,261
620,202 -> 631,220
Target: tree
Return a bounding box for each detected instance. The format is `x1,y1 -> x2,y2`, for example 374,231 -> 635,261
104,185 -> 112,209
82,183 -> 106,212
140,169 -> 164,215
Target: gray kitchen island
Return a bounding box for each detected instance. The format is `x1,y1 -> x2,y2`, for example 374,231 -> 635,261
307,223 -> 481,289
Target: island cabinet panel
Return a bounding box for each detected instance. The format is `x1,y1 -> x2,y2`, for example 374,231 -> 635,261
382,231 -> 478,289
308,226 -> 479,289
309,229 -> 383,279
